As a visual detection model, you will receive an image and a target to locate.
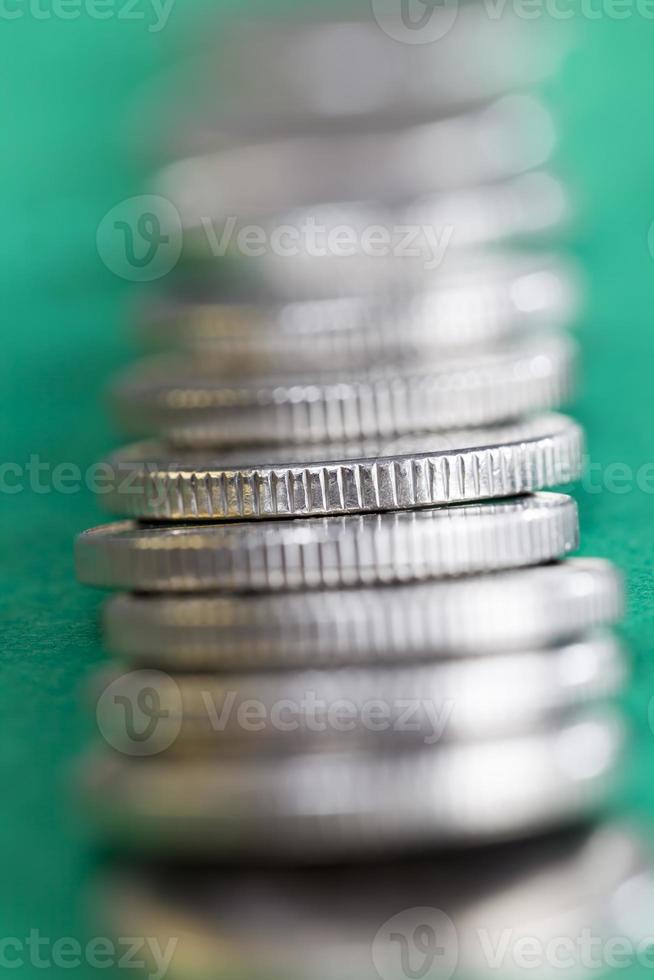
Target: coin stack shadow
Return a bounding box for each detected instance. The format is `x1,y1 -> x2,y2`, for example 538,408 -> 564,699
75,4 -> 643,974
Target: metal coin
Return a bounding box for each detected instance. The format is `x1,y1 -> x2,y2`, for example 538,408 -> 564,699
170,7 -> 570,140
75,493 -> 579,594
104,559 -> 623,670
110,336 -> 574,447
100,414 -> 582,521
140,250 -> 580,370
172,181 -> 571,301
158,96 -> 555,225
91,632 -> 625,755
81,710 -> 624,859
97,824 -> 654,980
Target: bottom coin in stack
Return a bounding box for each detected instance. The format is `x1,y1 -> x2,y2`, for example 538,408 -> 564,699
95,823 -> 654,980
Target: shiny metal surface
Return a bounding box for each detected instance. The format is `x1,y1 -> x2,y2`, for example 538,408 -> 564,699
176,182 -> 571,300
158,96 -> 555,223
111,336 -> 574,448
75,493 -> 579,593
100,415 -> 582,520
92,632 -> 626,755
161,6 -> 570,141
104,559 -> 623,670
74,0 -> 634,898
140,250 -> 580,369
82,710 -> 624,858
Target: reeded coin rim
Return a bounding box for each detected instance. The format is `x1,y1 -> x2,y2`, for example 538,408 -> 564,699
110,335 -> 575,447
103,558 -> 623,669
76,492 -> 580,593
100,413 -> 583,521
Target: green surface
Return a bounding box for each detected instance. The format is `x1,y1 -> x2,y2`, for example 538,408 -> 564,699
2,6 -> 654,978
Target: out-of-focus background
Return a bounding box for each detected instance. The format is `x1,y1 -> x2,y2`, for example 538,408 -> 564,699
2,4 -> 654,977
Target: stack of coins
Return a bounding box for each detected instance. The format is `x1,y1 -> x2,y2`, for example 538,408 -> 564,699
76,3 -> 649,972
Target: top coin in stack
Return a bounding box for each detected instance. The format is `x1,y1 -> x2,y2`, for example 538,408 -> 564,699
150,2 -> 572,146
144,7 -> 572,298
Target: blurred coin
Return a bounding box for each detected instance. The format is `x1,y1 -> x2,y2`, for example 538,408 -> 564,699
110,336 -> 574,448
174,176 -> 571,300
97,823 -> 654,980
81,710 -> 624,859
75,493 -> 579,593
104,559 -> 623,670
140,250 -> 580,370
158,95 -> 555,221
157,6 -> 571,142
100,414 -> 582,520
92,632 -> 626,755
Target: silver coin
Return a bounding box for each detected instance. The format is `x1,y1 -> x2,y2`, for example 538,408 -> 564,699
98,824 -> 654,980
159,95 -> 555,225
140,250 -> 580,369
176,177 -> 571,301
100,414 -> 583,521
166,7 -> 570,141
104,559 -> 623,670
75,493 -> 579,594
92,633 -> 625,756
81,710 -> 624,859
110,336 -> 574,448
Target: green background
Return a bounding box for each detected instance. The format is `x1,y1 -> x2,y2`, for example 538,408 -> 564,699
2,4 -> 654,977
